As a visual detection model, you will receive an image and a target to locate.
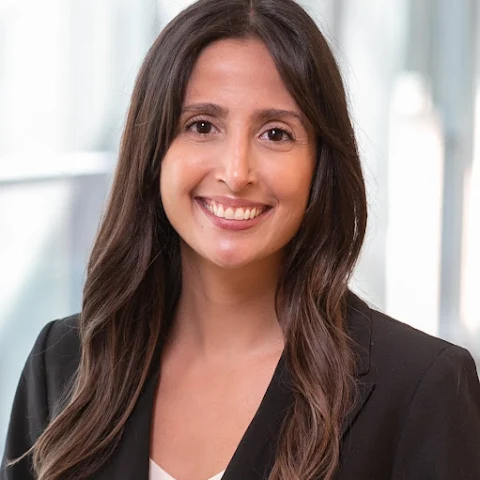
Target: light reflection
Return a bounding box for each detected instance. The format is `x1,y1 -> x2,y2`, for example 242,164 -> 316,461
462,84 -> 480,337
386,73 -> 444,336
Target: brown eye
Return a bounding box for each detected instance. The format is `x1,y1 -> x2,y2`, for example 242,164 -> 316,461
184,118 -> 218,139
268,129 -> 284,141
192,120 -> 212,134
263,128 -> 293,142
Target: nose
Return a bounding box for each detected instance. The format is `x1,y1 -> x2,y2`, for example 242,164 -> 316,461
216,131 -> 255,192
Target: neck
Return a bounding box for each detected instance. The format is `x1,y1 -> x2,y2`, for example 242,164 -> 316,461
167,243 -> 285,361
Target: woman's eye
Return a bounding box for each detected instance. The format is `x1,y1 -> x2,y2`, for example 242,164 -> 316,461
186,120 -> 214,135
261,128 -> 294,142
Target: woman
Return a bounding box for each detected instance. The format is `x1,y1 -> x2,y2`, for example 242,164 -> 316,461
2,0 -> 480,479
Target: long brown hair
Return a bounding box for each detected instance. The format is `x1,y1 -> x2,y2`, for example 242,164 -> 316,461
27,0 -> 367,478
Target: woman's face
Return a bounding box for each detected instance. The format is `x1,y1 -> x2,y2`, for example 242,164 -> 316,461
160,37 -> 316,270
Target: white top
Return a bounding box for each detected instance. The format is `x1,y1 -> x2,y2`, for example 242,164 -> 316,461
149,458 -> 225,480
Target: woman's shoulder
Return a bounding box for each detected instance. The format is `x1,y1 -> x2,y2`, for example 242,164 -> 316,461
35,313 -> 81,363
344,293 -> 480,478
346,291 -> 477,386
28,314 -> 81,403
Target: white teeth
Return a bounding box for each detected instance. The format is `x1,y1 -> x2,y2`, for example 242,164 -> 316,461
224,207 -> 235,219
234,208 -> 244,220
203,201 -> 264,221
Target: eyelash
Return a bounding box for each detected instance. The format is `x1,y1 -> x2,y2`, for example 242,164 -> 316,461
184,117 -> 295,142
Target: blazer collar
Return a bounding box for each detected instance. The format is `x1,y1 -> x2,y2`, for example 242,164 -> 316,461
98,291 -> 374,479
346,290 -> 373,377
341,291 -> 375,437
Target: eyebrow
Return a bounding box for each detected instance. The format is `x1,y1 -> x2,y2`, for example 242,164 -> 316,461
181,102 -> 308,128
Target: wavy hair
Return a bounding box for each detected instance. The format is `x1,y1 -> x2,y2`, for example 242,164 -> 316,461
25,0 -> 367,478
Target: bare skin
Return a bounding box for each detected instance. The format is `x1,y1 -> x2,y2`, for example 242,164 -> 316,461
150,37 -> 315,480
150,253 -> 285,479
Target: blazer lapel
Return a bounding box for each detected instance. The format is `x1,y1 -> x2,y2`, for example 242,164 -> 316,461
96,341 -> 165,479
222,354 -> 293,480
341,292 -> 375,437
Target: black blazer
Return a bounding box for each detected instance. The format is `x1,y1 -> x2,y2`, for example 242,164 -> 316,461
2,293 -> 480,479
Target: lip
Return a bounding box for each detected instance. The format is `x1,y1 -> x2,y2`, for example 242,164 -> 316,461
195,198 -> 272,231
198,195 -> 271,209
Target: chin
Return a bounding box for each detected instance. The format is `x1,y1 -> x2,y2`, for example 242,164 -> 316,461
204,245 -> 283,272
206,250 -> 257,270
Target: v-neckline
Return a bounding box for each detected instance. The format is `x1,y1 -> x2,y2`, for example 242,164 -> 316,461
93,291 -> 374,479
148,348 -> 292,480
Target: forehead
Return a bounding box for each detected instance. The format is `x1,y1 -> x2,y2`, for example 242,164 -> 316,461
183,37 -> 301,114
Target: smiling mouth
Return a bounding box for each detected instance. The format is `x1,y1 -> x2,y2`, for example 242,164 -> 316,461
200,199 -> 269,221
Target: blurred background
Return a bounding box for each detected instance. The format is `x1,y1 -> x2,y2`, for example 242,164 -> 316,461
0,0 -> 479,453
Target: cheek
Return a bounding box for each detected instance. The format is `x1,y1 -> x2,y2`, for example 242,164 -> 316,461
263,161 -> 314,243
160,145 -> 207,202
271,160 -> 314,210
